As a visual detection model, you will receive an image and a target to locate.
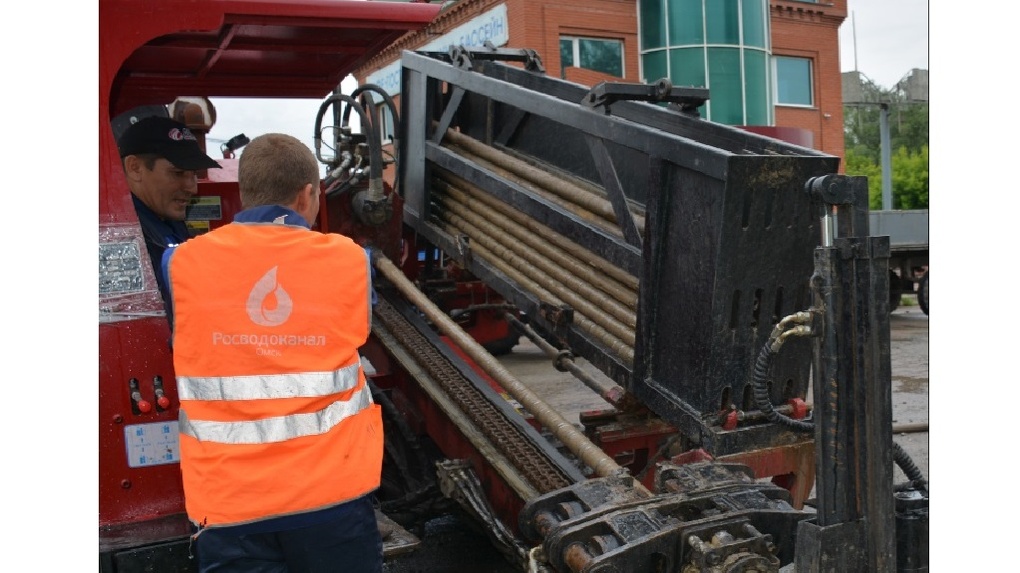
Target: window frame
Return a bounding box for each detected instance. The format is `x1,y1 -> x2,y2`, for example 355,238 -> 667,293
560,35 -> 625,78
773,55 -> 814,108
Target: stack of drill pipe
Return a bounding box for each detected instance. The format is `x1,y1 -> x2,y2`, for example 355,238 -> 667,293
440,128 -> 646,238
431,171 -> 637,366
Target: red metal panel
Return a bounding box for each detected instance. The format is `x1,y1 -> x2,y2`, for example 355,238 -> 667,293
101,0 -> 442,115
99,317 -> 185,526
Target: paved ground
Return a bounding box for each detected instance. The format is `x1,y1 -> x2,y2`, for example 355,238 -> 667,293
888,304 -> 929,484
500,304 -> 930,487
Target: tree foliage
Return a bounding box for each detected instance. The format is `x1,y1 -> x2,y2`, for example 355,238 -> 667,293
847,145 -> 928,210
843,73 -> 929,210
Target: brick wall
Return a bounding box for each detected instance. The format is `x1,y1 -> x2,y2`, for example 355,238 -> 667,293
508,0 -> 639,81
355,0 -> 849,161
771,1 -> 848,163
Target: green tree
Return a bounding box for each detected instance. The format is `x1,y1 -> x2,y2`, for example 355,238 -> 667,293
850,145 -> 928,210
890,145 -> 928,209
842,73 -> 929,210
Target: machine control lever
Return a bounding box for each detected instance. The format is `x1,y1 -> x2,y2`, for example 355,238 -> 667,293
128,378 -> 152,414
153,376 -> 171,411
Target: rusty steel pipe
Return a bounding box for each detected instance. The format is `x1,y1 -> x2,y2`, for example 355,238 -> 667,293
436,176 -> 638,309
436,209 -> 636,352
442,128 -> 646,233
438,215 -> 636,363
373,253 -> 635,482
436,192 -> 636,329
435,216 -> 635,365
446,142 -> 607,232
893,422 -> 928,434
437,169 -> 639,291
504,312 -> 639,412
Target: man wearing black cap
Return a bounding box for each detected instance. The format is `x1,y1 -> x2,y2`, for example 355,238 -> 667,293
117,116 -> 220,306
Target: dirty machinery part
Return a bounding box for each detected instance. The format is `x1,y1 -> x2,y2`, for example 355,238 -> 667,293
395,48 -> 927,572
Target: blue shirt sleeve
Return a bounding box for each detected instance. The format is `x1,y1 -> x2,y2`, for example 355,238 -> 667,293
363,247 -> 377,307
161,246 -> 178,333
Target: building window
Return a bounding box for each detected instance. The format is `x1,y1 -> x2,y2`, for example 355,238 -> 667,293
639,0 -> 772,126
560,36 -> 624,78
774,56 -> 813,107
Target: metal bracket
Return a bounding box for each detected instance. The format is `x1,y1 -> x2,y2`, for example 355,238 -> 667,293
538,302 -> 574,328
443,43 -> 546,73
583,78 -> 709,116
804,174 -> 870,246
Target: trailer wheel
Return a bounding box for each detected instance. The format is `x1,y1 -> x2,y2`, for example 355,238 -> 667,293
918,270 -> 929,315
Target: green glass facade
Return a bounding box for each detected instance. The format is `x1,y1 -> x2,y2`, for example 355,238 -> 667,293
639,0 -> 772,125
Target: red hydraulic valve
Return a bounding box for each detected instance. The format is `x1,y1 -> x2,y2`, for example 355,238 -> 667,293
786,398 -> 809,420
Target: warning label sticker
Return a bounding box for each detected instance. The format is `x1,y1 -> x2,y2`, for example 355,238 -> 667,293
186,196 -> 223,221
124,421 -> 180,468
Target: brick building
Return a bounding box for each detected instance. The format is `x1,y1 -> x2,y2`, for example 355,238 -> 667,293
354,0 -> 847,159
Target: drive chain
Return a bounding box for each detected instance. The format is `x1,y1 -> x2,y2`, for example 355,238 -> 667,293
373,297 -> 574,494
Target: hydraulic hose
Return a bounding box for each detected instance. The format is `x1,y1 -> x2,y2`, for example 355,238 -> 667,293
751,311 -> 929,490
322,152 -> 354,194
352,90 -> 384,186
751,312 -> 815,432
344,84 -> 400,197
346,83 -> 399,143
892,441 -> 928,493
314,93 -> 380,182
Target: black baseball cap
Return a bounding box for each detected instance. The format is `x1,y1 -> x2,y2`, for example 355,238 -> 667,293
117,116 -> 221,170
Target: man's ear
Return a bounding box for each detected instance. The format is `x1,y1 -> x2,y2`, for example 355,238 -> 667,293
292,183 -> 315,212
123,156 -> 144,182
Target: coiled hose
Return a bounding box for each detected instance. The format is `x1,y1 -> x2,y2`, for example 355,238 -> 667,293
751,310 -> 928,491
751,312 -> 815,432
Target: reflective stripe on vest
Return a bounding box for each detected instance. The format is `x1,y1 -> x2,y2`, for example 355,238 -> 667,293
179,382 -> 372,444
177,361 -> 361,401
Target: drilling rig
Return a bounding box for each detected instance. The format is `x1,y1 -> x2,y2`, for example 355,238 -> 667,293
99,2 -> 927,572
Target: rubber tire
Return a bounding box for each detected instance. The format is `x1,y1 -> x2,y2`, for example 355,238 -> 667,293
918,270 -> 929,315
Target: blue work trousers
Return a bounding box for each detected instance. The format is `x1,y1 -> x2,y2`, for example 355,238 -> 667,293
194,496 -> 382,573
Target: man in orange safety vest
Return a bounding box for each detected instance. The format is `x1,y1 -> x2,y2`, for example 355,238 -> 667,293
164,132 -> 384,572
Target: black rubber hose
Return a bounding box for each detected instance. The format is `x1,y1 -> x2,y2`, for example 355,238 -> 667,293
313,93 -> 377,179
352,90 -> 384,185
345,83 -> 399,142
751,342 -> 814,432
343,84 -> 400,198
752,334 -> 929,490
367,379 -> 431,486
892,440 -> 928,492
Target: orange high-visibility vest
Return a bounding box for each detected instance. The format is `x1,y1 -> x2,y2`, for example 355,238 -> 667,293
167,221 -> 382,528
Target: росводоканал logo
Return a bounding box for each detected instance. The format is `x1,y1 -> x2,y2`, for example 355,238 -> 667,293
246,266 -> 293,327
